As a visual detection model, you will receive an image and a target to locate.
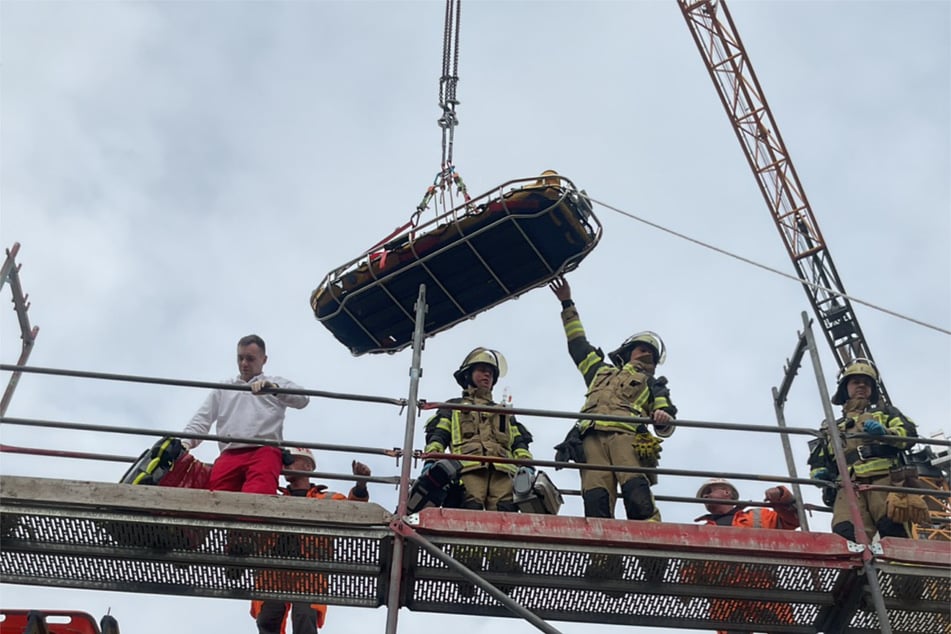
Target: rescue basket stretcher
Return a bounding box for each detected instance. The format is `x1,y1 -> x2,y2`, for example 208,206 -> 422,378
310,173 -> 602,355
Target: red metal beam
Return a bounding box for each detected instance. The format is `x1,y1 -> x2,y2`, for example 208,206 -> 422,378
411,508 -> 856,563
877,537 -> 951,567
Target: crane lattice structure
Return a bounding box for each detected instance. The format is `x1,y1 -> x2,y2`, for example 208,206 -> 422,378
677,0 -> 885,399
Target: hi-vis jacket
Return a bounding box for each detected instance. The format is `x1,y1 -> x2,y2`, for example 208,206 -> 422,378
561,305 -> 677,435
250,483 -> 369,632
424,386 -> 533,475
810,403 -> 915,479
687,504 -> 799,634
696,505 -> 800,530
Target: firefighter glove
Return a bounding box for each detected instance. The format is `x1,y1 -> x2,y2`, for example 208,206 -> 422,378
553,426 -> 586,468
886,491 -> 930,525
863,420 -> 886,436
632,432 -> 662,465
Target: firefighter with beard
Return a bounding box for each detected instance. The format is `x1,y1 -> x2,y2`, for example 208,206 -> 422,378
809,359 -> 922,543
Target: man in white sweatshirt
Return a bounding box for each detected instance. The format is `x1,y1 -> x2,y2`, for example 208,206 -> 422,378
181,334 -> 309,495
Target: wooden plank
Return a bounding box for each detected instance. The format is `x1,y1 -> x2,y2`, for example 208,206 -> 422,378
0,475 -> 393,526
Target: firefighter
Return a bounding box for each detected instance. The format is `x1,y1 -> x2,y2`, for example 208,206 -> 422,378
549,276 -> 677,591
809,359 -> 921,542
550,276 -> 677,521
423,347 -> 534,595
251,448 -> 371,634
688,479 -> 799,633
423,348 -> 534,512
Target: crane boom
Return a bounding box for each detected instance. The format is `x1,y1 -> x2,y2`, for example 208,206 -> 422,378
676,0 -> 888,403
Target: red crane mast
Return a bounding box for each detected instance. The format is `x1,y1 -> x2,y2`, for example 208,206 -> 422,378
676,0 -> 888,402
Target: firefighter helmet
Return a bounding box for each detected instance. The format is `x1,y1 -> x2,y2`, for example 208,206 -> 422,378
831,358 -> 880,405
287,447 -> 316,470
453,348 -> 508,388
608,331 -> 666,367
696,478 -> 739,502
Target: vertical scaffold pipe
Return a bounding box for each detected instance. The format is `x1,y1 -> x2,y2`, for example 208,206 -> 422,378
802,312 -> 892,634
772,385 -> 810,532
385,284 -> 428,634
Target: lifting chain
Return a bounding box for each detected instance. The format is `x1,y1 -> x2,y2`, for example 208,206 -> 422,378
412,0 -> 470,220
438,0 -> 462,170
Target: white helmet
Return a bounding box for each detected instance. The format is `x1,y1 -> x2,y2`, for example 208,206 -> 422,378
287,447 -> 316,470
696,478 -> 739,501
609,331 -> 666,367
453,347 -> 508,388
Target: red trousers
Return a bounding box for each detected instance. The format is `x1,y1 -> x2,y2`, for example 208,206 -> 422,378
209,446 -> 282,494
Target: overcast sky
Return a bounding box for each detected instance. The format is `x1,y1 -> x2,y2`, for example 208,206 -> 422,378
1,1 -> 949,633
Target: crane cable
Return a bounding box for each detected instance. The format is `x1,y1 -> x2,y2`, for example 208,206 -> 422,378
414,0 -> 469,218
588,195 -> 951,337
438,0 -> 462,170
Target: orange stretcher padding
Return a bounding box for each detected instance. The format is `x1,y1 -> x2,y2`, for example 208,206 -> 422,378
311,173 -> 602,355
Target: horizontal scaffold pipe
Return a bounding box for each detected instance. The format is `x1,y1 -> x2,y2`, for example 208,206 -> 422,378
0,416 -> 402,459
416,450 -> 831,489
0,364 -> 407,407
0,443 -> 400,487
546,484 -> 833,513
419,399 -> 822,437
419,400 -> 951,448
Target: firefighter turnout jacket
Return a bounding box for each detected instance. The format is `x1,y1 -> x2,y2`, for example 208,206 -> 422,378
560,304 -> 677,436
810,400 -> 916,480
424,386 -> 533,475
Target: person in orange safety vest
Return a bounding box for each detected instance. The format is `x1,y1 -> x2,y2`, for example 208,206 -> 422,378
687,478 -> 800,634
250,448 -> 371,634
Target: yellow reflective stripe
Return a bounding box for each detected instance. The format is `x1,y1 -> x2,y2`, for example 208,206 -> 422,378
578,352 -> 601,377
564,319 -> 585,340
632,388 -> 651,412
588,420 -> 642,433
888,421 -> 908,438
654,396 -> 670,410
513,448 -> 532,460
852,458 -> 894,476
450,411 -> 462,447
424,441 -> 445,454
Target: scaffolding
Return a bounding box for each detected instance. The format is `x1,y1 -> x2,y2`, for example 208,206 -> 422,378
1,277 -> 949,633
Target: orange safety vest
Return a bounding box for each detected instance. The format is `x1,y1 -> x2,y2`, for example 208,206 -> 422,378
250,484 -> 368,632
685,507 -> 799,634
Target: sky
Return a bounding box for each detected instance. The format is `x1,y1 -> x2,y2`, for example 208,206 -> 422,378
1,0 -> 949,633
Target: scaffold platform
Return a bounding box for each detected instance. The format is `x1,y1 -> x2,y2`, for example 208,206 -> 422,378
2,476 -> 947,633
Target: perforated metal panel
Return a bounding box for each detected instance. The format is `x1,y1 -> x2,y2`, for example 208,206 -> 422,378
3,477 -> 949,633
1,505 -> 391,606
404,536 -> 834,632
